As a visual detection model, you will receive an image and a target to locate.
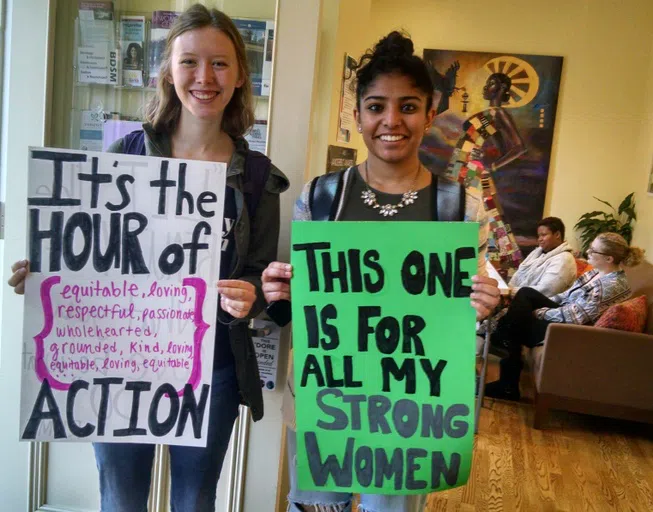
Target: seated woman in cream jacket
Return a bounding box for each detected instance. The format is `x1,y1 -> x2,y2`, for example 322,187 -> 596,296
508,217 -> 577,297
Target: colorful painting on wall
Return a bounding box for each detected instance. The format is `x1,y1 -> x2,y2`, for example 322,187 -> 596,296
420,49 -> 563,278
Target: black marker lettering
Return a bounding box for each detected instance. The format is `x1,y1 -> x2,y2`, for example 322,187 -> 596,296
77,156 -> 112,208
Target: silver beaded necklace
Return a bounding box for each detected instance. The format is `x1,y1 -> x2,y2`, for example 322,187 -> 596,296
361,161 -> 421,217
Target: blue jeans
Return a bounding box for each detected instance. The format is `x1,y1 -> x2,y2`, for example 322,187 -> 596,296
286,429 -> 428,512
93,365 -> 240,512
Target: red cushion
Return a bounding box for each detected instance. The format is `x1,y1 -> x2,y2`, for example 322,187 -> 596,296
575,258 -> 593,278
595,295 -> 648,333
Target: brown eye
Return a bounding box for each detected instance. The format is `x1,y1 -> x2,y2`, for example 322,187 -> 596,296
401,104 -> 418,113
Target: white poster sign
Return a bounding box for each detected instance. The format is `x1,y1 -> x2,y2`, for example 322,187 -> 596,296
20,148 -> 225,447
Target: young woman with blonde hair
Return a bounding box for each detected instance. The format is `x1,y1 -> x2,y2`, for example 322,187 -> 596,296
8,4 -> 288,510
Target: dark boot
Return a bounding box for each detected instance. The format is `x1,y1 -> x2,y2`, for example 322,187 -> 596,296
489,322 -> 513,356
484,358 -> 522,401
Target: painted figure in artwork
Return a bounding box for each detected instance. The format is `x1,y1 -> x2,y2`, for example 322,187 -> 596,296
447,72 -> 527,277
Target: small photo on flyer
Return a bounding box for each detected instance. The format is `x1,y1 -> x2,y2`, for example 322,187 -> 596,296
122,41 -> 144,70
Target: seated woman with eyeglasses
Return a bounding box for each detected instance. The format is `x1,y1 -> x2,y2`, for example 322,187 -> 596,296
485,232 -> 645,401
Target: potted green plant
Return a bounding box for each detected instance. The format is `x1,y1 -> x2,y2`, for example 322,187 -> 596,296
574,193 -> 636,255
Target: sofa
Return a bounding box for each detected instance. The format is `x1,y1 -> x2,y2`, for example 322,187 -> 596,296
527,260 -> 653,428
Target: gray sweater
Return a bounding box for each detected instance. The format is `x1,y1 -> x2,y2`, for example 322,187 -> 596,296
508,241 -> 577,297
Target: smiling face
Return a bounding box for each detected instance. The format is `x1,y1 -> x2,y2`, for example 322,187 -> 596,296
167,26 -> 244,124
130,46 -> 138,59
354,73 -> 435,165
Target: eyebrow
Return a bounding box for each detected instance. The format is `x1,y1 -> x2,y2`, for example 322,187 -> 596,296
363,95 -> 423,102
177,52 -> 230,58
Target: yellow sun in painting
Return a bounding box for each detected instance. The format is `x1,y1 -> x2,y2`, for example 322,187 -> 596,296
484,56 -> 540,109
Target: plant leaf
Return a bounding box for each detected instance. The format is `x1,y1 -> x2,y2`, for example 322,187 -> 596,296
617,193 -> 635,215
577,211 -> 605,221
575,192 -> 639,253
593,196 -> 615,212
575,219 -> 602,229
624,207 -> 637,221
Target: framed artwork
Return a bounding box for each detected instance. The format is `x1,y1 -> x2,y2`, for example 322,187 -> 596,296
421,49 -> 563,277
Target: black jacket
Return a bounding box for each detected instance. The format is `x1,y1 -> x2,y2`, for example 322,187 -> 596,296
109,123 -> 289,421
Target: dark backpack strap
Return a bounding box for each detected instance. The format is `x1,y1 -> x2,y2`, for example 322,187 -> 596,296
432,174 -> 466,221
309,171 -> 345,221
243,150 -> 272,222
122,130 -> 146,155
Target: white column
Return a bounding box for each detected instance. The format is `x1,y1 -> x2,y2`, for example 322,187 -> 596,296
0,0 -> 51,509
241,0 -> 321,511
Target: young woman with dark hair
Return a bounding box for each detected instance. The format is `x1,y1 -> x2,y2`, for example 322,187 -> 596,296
262,31 -> 500,512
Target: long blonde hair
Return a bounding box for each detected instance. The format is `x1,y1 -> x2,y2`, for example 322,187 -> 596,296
594,232 -> 645,267
144,4 -> 255,138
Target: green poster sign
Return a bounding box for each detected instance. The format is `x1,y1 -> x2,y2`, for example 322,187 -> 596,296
290,221 -> 478,495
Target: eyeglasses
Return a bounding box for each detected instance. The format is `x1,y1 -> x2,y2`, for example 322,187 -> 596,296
587,248 -> 609,256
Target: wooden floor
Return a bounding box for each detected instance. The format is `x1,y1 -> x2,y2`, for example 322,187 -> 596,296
426,362 -> 653,512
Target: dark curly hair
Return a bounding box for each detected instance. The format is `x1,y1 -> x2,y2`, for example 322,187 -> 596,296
537,217 -> 566,240
353,31 -> 433,111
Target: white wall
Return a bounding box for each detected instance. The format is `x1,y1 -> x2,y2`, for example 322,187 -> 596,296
241,0 -> 321,510
305,0 -> 340,183
0,0 -> 51,509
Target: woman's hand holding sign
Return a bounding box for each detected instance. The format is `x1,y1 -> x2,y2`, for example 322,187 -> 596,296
11,256 -> 497,322
217,280 -> 257,318
8,259 -> 29,295
470,275 -> 500,321
262,261 -> 500,322
262,261 -> 292,302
